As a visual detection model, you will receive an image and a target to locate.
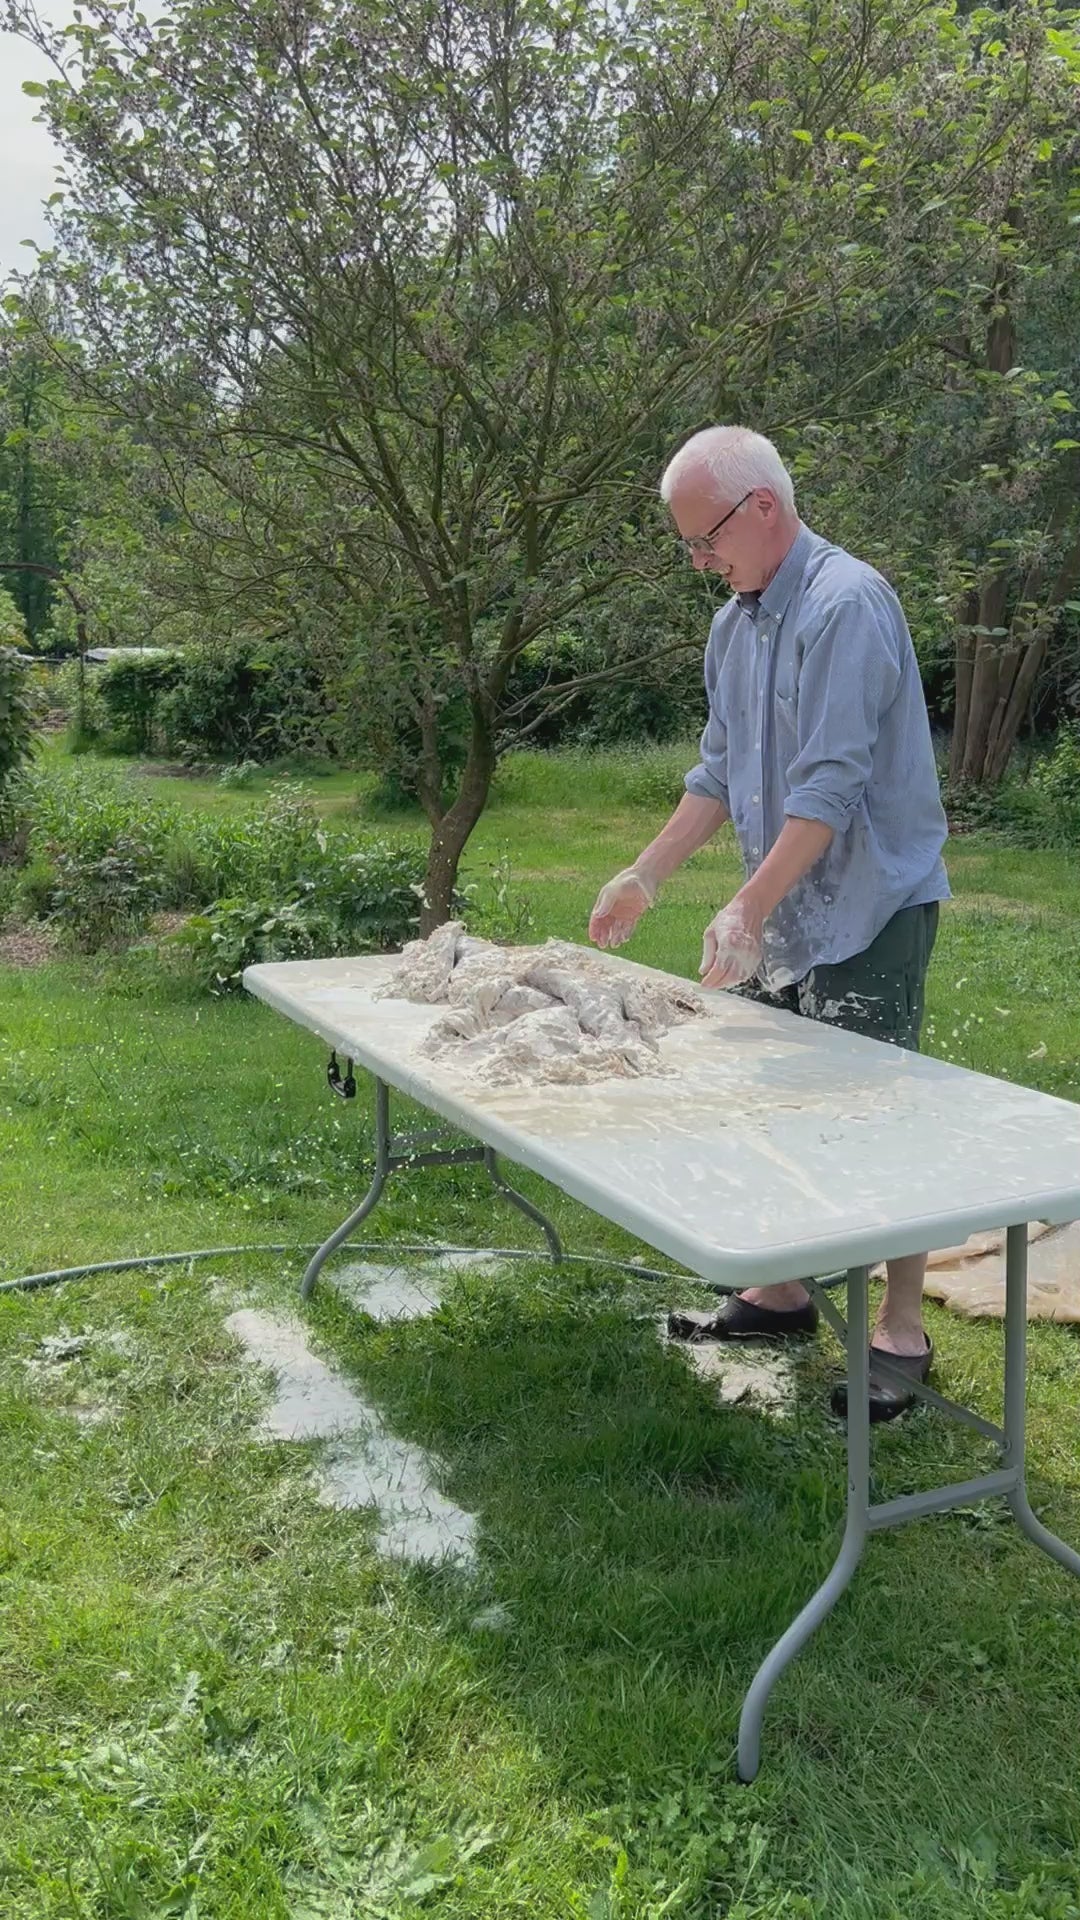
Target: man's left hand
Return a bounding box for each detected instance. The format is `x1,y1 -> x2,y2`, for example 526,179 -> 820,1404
699,893 -> 765,990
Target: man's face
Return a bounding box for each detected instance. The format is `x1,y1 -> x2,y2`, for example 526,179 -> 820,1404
669,473 -> 776,593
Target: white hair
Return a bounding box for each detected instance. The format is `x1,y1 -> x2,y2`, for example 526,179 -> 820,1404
659,426 -> 796,514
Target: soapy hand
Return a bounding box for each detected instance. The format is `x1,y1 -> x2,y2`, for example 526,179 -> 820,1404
588,867 -> 656,950
699,895 -> 764,990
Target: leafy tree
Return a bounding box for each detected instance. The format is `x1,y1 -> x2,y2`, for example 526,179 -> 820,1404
0,589 -> 38,838
0,294 -> 68,643
8,0 -> 1073,915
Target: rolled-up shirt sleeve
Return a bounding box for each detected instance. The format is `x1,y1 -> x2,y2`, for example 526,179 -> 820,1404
684,642 -> 730,811
784,595 -> 902,833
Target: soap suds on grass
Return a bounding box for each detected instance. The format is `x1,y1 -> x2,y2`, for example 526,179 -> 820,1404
379,923 -> 706,1087
226,1308 -> 477,1566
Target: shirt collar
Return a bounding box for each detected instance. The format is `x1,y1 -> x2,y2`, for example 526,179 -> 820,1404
736,521 -> 813,624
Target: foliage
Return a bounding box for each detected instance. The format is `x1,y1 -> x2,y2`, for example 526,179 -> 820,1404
180,837 -> 428,990
50,829 -> 161,950
0,639 -> 39,839
0,583 -> 27,647
13,0 -> 1072,924
180,893 -> 342,988
50,640 -> 341,764
181,784 -> 332,900
1029,722 -> 1080,812
1005,724 -> 1080,847
96,651 -> 184,753
17,848 -> 59,917
158,637 -> 340,764
457,851 -> 536,945
943,725 -> 1080,849
340,648 -> 473,811
0,860 -> 22,924
52,656 -> 107,746
217,758 -> 261,789
14,757 -> 431,966
26,758 -> 174,867
503,574 -> 709,751
0,305 -> 66,643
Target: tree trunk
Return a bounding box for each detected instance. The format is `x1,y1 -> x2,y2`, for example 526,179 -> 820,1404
949,226 -> 1020,787
984,625 -> 1050,786
419,700 -> 497,932
951,513 -> 1080,787
414,690 -> 448,828
948,588 -> 979,785
959,571 -> 1011,784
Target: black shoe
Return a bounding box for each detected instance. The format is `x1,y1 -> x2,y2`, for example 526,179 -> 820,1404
667,1291 -> 819,1343
830,1337 -> 934,1424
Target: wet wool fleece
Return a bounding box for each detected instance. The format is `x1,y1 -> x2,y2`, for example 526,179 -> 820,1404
377,922 -> 707,1087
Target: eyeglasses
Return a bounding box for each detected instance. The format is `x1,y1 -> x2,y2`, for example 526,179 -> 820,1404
680,491 -> 754,557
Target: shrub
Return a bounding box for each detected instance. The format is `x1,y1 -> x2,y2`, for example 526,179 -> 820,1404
0,586 -> 24,649
25,759 -> 178,868
315,837 -> 431,949
53,658 -> 109,749
1026,724 -> 1080,845
97,653 -> 184,753
158,833 -> 218,910
182,835 -> 429,990
459,853 -> 535,944
941,728 -> 1080,849
11,759 -> 494,981
217,759 -> 261,789
50,831 -> 162,952
18,852 -> 59,920
183,784 -> 328,897
0,803 -> 30,868
181,894 -> 342,989
158,637 -> 338,762
0,863 -> 22,928
0,647 -> 39,837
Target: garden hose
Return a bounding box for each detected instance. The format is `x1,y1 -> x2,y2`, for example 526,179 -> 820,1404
0,1241 -> 698,1296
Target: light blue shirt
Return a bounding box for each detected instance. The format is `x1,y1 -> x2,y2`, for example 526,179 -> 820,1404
684,522 -> 950,988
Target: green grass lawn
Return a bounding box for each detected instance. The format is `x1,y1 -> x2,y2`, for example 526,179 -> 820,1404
3,749 -> 1080,1918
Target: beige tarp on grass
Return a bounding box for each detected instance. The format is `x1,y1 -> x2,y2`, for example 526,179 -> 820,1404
907,1220 -> 1080,1321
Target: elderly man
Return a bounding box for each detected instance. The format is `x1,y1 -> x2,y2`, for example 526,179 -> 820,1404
589,425 -> 950,1422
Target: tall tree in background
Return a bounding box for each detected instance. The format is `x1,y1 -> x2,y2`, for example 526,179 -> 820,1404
7,0 -> 1075,914
944,135 -> 1080,788
0,290 -> 68,644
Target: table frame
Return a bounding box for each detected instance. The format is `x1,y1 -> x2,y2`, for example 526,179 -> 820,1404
300,1070 -> 1080,1782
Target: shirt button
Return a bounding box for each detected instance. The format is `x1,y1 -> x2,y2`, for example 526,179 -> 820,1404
752,845 -> 760,858
752,793 -> 760,804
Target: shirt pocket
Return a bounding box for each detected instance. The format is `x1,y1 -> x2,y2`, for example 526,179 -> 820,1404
773,679 -> 798,742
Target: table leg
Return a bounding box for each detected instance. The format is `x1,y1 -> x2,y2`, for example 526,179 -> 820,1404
483,1147 -> 563,1261
1004,1222 -> 1080,1579
301,1079 -> 392,1301
737,1265 -> 871,1783
300,1076 -> 566,1301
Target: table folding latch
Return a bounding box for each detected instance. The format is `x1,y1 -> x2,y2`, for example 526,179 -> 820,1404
326,1051 -> 357,1100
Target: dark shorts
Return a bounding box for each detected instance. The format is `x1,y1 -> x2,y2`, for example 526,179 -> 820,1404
738,903 -> 940,1051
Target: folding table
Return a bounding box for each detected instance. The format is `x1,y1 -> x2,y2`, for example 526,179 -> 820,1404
244,949 -> 1080,1779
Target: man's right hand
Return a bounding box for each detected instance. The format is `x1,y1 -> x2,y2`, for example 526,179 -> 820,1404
588,868 -> 656,949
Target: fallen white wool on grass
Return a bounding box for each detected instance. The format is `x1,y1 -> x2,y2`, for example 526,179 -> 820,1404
328,1250 -> 508,1323
225,1309 -> 476,1566
660,1315 -> 797,1417
378,924 -> 706,1086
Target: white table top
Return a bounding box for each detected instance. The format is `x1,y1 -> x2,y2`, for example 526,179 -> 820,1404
244,950 -> 1080,1287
